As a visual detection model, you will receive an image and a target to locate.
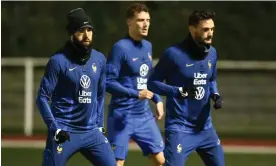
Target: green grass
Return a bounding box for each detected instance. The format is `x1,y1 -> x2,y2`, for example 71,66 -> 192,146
2,148 -> 276,166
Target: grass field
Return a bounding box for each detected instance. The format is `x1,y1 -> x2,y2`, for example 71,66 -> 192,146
2,148 -> 276,166
2,137 -> 276,166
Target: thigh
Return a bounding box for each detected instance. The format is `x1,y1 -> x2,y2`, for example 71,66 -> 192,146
164,130 -> 197,166
81,131 -> 116,166
42,131 -> 78,166
107,116 -> 132,160
199,128 -> 221,149
196,128 -> 225,166
132,118 -> 164,156
196,145 -> 225,166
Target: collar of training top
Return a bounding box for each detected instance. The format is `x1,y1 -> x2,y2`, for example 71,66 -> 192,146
126,34 -> 143,47
65,41 -> 92,64
181,33 -> 211,60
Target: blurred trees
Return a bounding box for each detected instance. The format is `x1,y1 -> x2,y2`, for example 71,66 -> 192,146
2,1 -> 276,60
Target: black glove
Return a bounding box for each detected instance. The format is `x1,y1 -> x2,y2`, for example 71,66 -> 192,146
54,130 -> 70,144
179,86 -> 197,99
211,94 -> 223,109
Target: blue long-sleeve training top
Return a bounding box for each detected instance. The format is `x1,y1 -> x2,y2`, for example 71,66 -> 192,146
148,35 -> 219,133
36,42 -> 106,133
106,35 -> 162,117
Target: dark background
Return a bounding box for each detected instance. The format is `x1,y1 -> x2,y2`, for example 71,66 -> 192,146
2,1 -> 276,60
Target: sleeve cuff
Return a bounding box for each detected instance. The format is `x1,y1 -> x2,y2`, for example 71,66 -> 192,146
173,86 -> 182,97
152,94 -> 162,103
49,122 -> 60,133
128,89 -> 139,98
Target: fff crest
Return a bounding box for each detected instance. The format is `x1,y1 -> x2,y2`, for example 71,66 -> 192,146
92,63 -> 97,73
208,60 -> 212,69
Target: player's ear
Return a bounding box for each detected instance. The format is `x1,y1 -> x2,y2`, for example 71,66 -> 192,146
188,25 -> 194,34
127,18 -> 132,27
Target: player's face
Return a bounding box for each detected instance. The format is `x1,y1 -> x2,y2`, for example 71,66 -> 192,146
191,19 -> 215,45
128,11 -> 150,37
73,27 -> 93,48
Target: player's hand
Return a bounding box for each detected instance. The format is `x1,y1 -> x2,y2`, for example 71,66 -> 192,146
211,94 -> 223,109
54,129 -> 70,144
179,86 -> 197,99
139,89 -> 154,99
155,102 -> 164,120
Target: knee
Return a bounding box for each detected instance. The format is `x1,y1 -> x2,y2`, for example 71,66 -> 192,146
149,152 -> 165,166
116,159 -> 125,166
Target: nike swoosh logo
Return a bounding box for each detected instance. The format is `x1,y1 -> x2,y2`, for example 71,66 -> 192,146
69,67 -> 77,71
133,58 -> 138,61
186,64 -> 194,67
182,92 -> 188,97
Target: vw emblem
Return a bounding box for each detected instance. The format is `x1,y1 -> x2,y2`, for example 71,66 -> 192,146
195,86 -> 205,100
80,75 -> 91,89
140,64 -> 149,77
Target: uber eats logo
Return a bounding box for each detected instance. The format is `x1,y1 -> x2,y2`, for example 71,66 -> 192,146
79,75 -> 92,103
193,73 -> 207,100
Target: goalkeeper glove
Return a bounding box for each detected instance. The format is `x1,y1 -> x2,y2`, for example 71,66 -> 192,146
211,94 -> 223,109
54,129 -> 70,144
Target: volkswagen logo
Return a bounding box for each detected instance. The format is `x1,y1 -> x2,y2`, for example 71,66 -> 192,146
195,86 -> 205,100
140,64 -> 149,77
80,75 -> 91,89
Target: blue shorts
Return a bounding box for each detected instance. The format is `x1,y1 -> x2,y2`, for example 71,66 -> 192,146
107,112 -> 164,160
43,129 -> 116,166
164,127 -> 225,166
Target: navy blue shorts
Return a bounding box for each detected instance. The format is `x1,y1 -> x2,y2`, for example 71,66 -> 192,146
42,129 -> 116,166
107,112 -> 164,160
164,127 -> 225,166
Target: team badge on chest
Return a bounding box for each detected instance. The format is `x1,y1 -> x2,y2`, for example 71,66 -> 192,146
208,60 -> 212,69
148,52 -> 152,61
92,63 -> 97,73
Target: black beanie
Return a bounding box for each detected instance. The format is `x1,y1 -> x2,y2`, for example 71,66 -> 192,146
66,8 -> 94,34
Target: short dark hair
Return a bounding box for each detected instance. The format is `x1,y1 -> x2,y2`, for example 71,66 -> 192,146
126,3 -> 149,19
189,10 -> 216,26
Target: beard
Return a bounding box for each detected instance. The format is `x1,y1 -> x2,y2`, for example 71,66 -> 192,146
72,36 -> 92,50
194,34 -> 212,47
69,36 -> 93,62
